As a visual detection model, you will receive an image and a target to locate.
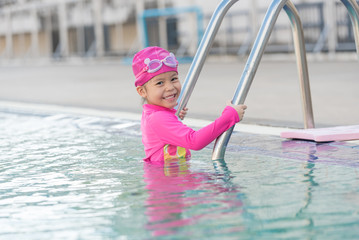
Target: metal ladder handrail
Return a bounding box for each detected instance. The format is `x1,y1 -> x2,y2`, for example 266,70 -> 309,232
341,0 -> 359,54
211,0 -> 359,160
175,0 -> 314,160
212,0 -> 314,160
175,0 -> 313,124
175,0 -> 359,161
175,0 -> 239,115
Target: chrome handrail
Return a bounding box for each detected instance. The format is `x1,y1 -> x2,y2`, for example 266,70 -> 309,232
340,0 -> 359,54
175,0 -> 316,161
175,0 -> 239,116
212,0 -> 314,160
176,0 -> 359,161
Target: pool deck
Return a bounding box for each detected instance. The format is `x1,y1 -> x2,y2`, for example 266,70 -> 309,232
0,54 -> 359,130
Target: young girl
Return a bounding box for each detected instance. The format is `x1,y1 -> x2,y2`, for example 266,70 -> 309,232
133,46 -> 247,162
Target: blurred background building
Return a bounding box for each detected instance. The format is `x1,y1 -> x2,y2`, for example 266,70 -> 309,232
0,0 -> 358,62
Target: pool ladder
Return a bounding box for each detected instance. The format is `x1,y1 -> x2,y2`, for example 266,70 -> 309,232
176,0 -> 359,160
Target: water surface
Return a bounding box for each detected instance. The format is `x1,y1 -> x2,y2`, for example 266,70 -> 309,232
1,110 -> 358,239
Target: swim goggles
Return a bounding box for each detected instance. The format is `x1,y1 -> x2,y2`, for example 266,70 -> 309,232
143,52 -> 178,73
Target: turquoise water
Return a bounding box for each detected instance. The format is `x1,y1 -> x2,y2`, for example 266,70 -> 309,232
1,110 -> 359,239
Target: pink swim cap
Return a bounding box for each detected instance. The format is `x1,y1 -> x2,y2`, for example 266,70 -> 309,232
132,46 -> 178,87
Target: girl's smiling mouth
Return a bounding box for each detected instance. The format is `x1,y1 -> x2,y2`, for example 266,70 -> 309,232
163,94 -> 177,100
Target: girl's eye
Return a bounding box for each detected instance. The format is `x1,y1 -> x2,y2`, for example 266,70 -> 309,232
155,81 -> 163,86
171,77 -> 178,82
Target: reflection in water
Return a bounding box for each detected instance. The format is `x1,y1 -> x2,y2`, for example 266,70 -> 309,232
143,158 -> 244,237
282,141 -> 321,227
2,111 -> 359,238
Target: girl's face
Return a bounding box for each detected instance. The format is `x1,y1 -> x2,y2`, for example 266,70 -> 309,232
136,71 -> 181,109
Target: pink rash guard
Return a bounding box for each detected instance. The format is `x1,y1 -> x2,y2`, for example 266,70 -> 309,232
141,104 -> 240,162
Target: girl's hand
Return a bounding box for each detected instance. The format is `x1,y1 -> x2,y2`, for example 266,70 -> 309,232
179,107 -> 188,120
227,101 -> 247,121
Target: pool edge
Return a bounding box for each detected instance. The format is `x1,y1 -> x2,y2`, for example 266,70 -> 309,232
0,100 -> 318,137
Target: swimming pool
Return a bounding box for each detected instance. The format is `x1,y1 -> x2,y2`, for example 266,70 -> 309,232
1,107 -> 359,239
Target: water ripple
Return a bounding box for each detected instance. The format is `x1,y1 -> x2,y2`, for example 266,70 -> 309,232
1,110 -> 359,239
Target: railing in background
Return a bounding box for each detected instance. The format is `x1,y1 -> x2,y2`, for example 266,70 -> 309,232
1,0 -> 358,61
201,1 -> 359,55
139,6 -> 204,57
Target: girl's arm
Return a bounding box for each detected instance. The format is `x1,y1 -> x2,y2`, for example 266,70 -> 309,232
150,106 -> 240,150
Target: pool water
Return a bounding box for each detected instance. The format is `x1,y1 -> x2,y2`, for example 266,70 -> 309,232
1,110 -> 359,239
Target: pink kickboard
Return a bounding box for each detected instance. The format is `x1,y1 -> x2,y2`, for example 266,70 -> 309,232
280,125 -> 359,142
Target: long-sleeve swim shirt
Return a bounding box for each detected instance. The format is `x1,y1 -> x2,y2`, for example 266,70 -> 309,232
141,104 -> 240,162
